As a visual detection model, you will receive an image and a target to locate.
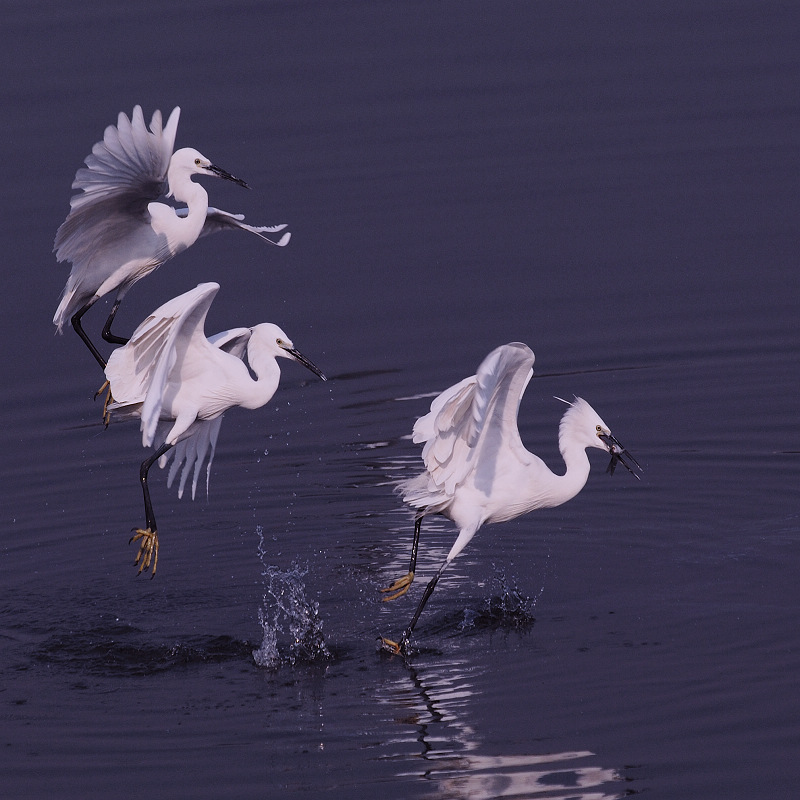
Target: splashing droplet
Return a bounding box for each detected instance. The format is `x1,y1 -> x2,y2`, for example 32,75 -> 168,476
252,526 -> 331,668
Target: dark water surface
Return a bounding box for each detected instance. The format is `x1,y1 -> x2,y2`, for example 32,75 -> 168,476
2,2 -> 798,797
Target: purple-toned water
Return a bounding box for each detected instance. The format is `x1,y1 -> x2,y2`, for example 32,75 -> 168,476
2,2 -> 798,797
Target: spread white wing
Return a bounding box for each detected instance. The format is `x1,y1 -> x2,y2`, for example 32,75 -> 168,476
155,326 -> 253,500
174,207 -> 291,245
53,106 -> 181,327
54,106 -> 179,265
105,281 -> 219,448
155,325 -> 252,499
412,342 -> 535,497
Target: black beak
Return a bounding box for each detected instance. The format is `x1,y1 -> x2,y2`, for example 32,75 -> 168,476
208,163 -> 250,189
599,433 -> 642,479
282,346 -> 327,382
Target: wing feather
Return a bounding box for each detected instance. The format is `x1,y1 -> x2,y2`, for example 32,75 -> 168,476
105,282 -> 220,447
413,343 -> 535,496
54,106 -> 180,260
173,207 -> 291,245
155,327 -> 251,499
207,327 -> 252,359
158,415 -> 224,500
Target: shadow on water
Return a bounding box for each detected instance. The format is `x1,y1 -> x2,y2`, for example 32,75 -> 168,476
378,655 -> 635,799
33,621 -> 254,677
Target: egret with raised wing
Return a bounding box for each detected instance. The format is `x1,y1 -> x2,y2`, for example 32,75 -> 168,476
53,105 -> 290,370
104,282 -> 326,577
380,343 -> 640,654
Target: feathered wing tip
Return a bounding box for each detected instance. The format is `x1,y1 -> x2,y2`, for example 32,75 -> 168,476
158,417 -> 223,500
60,105 -> 180,217
190,208 -> 292,245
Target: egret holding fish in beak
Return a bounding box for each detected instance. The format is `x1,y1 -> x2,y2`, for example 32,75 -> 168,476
380,342 -> 641,655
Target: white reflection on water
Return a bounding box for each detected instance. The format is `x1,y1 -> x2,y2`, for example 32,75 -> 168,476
430,752 -> 623,800
379,657 -> 627,799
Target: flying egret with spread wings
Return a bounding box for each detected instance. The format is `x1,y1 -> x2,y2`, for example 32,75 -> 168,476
105,282 -> 326,577
380,343 -> 640,654
53,105 -> 290,370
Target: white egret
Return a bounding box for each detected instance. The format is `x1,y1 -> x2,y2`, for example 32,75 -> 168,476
53,105 -> 291,370
380,343 -> 640,654
104,282 -> 326,577
155,325 -> 253,502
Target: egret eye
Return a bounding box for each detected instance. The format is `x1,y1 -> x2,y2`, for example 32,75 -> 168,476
194,158 -> 202,166
596,425 -> 602,433
276,338 -> 285,346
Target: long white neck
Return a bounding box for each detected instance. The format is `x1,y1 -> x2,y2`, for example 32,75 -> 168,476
520,437 -> 592,513
169,170 -> 209,209
551,439 -> 592,506
154,172 -> 210,252
236,345 -> 282,411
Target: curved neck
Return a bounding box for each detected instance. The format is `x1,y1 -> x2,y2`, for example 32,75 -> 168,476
154,175 -> 209,251
169,172 -> 209,211
528,440 -> 591,511
556,441 -> 592,503
237,346 -> 281,410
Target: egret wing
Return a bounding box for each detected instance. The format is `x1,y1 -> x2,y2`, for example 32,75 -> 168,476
154,327 -> 252,500
174,207 -> 291,246
414,343 -> 535,495
54,106 -> 180,267
106,282 -> 220,447
208,326 -> 253,359
158,415 -> 223,500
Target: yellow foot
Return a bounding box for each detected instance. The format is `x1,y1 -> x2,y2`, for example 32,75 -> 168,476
130,527 -> 159,577
379,637 -> 404,655
95,380 -> 115,428
380,571 -> 415,602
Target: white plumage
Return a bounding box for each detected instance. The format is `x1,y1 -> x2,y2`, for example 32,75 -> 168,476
381,342 -> 640,654
104,282 -> 326,576
53,106 -> 289,368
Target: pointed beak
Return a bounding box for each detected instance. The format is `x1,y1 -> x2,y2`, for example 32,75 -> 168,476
208,163 -> 250,189
598,433 -> 642,479
280,344 -> 327,381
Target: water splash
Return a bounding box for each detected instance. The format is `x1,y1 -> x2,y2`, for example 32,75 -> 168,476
457,567 -> 538,634
252,526 -> 331,668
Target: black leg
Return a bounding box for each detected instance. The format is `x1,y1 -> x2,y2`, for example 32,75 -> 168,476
397,561 -> 448,652
408,515 -> 422,574
381,514 -> 425,601
130,441 -> 173,577
70,300 -> 106,369
381,558 -> 449,655
101,298 -> 129,345
140,441 -> 172,531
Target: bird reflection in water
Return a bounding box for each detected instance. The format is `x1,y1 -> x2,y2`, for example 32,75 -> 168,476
378,657 -> 630,799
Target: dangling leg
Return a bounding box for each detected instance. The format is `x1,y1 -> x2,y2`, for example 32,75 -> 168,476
97,298 -> 129,426
130,441 -> 173,578
381,514 -> 424,601
380,560 -> 448,655
101,297 -> 129,345
70,300 -> 106,369
69,299 -> 118,425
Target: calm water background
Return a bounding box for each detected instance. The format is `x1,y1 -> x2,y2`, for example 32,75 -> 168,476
2,2 -> 798,797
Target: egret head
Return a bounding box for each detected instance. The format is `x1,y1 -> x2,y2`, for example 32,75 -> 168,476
167,147 -> 249,195
557,396 -> 641,478
250,323 -> 327,381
